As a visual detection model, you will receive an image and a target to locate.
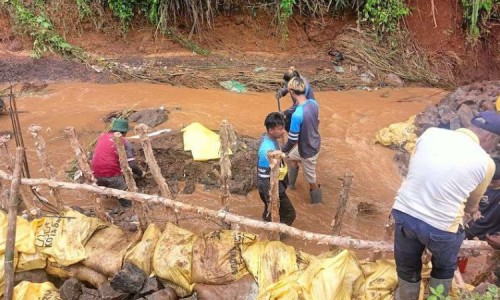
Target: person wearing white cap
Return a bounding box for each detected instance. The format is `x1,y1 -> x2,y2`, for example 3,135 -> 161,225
392,110 -> 500,299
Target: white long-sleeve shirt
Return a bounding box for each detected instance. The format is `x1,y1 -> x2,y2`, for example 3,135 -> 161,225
393,127 -> 495,232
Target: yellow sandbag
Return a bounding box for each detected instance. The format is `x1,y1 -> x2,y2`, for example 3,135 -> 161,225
192,230 -> 257,285
34,210 -> 106,266
257,250 -> 364,300
0,252 -> 19,297
16,251 -> 47,272
375,116 -> 417,152
13,281 -> 61,300
0,211 -> 37,255
181,122 -> 232,161
153,223 -> 198,293
82,225 -> 140,277
360,259 -> 397,300
124,223 -> 162,275
241,241 -> 297,292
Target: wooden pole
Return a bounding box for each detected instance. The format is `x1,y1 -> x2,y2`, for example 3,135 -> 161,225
113,132 -> 147,230
0,170 -> 491,253
135,124 -> 178,224
64,127 -> 107,221
4,147 -> 24,300
267,150 -> 283,240
0,135 -> 38,215
219,120 -> 235,229
27,125 -> 63,210
331,173 -> 354,235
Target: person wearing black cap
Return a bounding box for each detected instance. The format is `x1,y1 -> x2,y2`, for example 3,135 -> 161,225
91,118 -> 145,207
391,110 -> 500,300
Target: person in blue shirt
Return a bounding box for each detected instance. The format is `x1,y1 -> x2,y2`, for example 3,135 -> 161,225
281,76 -> 322,204
275,67 -> 316,132
257,112 -> 296,226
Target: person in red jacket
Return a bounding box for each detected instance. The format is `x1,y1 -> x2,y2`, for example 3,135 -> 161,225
91,118 -> 144,207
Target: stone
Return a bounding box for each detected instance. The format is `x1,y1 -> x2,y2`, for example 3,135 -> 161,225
383,73 -> 404,87
98,282 -> 130,300
110,261 -> 147,293
144,288 -> 178,300
79,287 -> 99,300
60,278 -> 83,300
138,277 -> 164,297
14,270 -> 49,285
456,104 -> 474,128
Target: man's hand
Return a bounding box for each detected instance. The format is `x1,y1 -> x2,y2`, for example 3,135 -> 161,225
275,90 -> 282,100
486,234 -> 500,250
463,209 -> 482,224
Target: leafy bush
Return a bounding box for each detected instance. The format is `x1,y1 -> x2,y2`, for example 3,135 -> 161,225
362,0 -> 410,35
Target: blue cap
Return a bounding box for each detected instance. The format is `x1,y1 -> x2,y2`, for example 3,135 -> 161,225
471,111 -> 500,135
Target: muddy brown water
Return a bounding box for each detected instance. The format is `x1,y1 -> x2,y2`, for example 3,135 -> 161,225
0,83 -> 446,256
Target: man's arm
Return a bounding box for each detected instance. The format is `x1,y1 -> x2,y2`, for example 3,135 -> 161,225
125,141 -> 143,177
282,111 -> 302,153
465,157 -> 496,213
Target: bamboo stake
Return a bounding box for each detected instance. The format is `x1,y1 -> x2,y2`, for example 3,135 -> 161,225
4,147 -> 24,300
113,132 -> 147,230
219,120 -> 236,229
0,135 -> 37,214
267,150 -> 283,240
64,127 -> 107,221
27,125 -> 63,210
330,172 -> 354,250
0,170 -> 491,254
135,124 -> 178,224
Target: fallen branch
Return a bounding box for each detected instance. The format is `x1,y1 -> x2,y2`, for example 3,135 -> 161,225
0,170 -> 492,253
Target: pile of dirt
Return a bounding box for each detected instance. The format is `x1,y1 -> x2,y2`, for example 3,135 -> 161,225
133,130 -> 259,196
395,81 -> 500,175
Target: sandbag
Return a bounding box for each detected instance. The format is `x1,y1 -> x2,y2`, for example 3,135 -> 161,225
0,252 -> 19,296
33,210 -> 106,266
0,211 -> 37,255
13,281 -> 61,300
82,225 -> 140,277
124,223 -> 162,275
241,241 -> 297,291
375,116 -> 417,153
192,230 -> 257,285
360,259 -> 397,300
153,223 -> 198,293
16,251 -> 47,272
194,274 -> 258,300
257,250 -> 365,300
46,260 -> 107,288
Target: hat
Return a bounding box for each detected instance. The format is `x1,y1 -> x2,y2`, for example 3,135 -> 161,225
111,118 -> 129,133
471,111 -> 500,135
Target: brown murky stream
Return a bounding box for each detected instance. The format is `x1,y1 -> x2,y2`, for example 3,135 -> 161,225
0,83 -> 446,255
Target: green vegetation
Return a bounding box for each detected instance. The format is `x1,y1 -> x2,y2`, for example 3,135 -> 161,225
429,284 -> 500,300
362,0 -> 410,35
278,0 -> 295,40
461,0 -> 499,42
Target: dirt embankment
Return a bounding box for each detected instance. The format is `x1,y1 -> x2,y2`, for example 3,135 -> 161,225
0,2 -> 498,87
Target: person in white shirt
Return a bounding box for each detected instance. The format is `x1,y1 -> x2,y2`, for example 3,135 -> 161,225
392,111 -> 500,299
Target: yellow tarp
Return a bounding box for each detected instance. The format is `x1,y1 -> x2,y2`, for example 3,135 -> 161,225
181,122 -> 232,161
13,281 -> 61,300
375,116 -> 417,153
0,211 -> 37,255
33,210 -> 107,266
124,223 -> 162,275
257,250 -> 365,300
16,251 -> 47,272
242,241 -> 298,292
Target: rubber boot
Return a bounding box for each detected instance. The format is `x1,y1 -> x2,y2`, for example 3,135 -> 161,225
309,187 -> 322,204
287,166 -> 298,190
395,277 -> 420,300
429,277 -> 452,297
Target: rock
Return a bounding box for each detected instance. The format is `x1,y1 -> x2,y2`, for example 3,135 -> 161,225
383,73 -> 404,87
334,66 -> 345,73
138,277 -> 164,296
14,270 -> 49,285
60,278 -> 83,300
79,287 -> 99,300
360,73 -> 372,84
98,282 -> 130,300
457,104 -> 474,128
253,67 -> 267,73
144,288 -> 178,300
110,261 -> 147,293
182,181 -> 196,194
449,116 -> 461,130
78,294 -> 100,300
194,275 -> 258,300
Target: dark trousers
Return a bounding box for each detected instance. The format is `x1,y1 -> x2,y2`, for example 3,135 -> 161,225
392,209 -> 464,282
96,175 -> 131,207
258,179 -> 296,226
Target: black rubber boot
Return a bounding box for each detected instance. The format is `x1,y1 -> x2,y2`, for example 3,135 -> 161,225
309,187 -> 322,204
395,277 -> 420,300
287,166 -> 298,190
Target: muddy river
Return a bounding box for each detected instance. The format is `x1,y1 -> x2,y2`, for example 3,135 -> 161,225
0,83 -> 446,255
